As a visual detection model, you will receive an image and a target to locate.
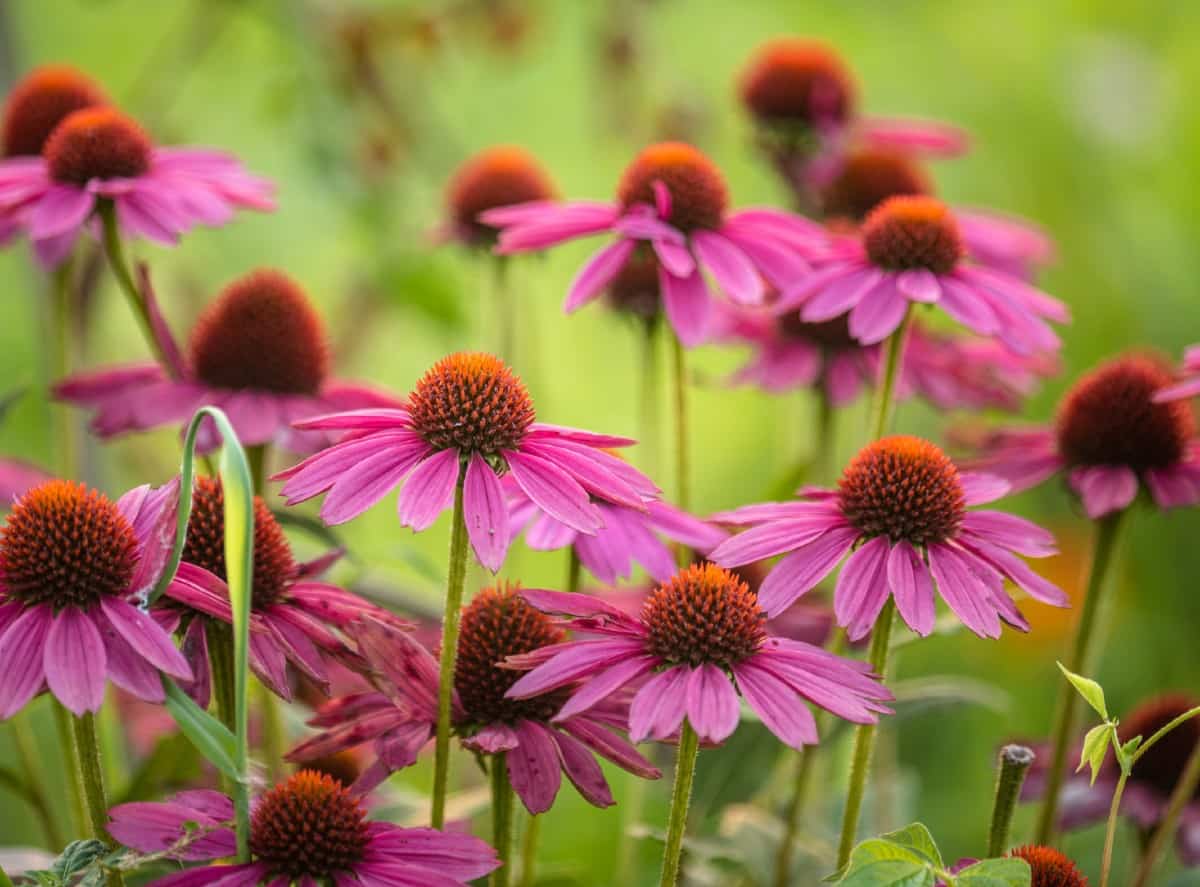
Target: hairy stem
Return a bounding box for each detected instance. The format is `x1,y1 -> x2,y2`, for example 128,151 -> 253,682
491,753 -> 515,887
659,721 -> 700,887
518,812 -> 540,887
71,712 -> 126,887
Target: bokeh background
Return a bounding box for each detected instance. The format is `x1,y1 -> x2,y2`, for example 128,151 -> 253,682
1,1 -> 1198,884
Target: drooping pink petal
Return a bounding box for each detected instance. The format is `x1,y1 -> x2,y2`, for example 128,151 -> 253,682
692,230 -> 764,306
886,541 -> 936,637
507,719 -> 563,814
960,511 -> 1057,557
0,605 -> 51,717
628,665 -> 690,742
710,515 -> 840,567
732,659 -> 818,748
653,237 -> 695,277
895,268 -> 941,303
100,597 -> 192,680
798,267 -> 882,321
504,450 -> 602,533
463,453 -> 510,572
397,449 -> 461,531
927,543 -> 1002,639
551,727 -> 614,808
318,441 -> 431,525
658,264 -> 713,348
833,536 -> 892,641
1145,461 -> 1200,509
552,656 -> 659,721
29,185 -> 94,239
757,525 -> 859,617
959,537 -> 1069,607
560,716 -> 661,779
1068,465 -> 1139,519
685,663 -> 741,744
958,472 -> 1010,506
564,239 -> 636,313
848,277 -> 908,345
44,607 -> 107,715
505,639 -> 649,699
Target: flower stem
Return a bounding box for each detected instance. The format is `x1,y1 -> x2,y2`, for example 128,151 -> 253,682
659,721 -> 700,887
431,467 -> 469,829
245,444 -> 267,497
638,318 -> 661,478
98,201 -> 171,370
670,333 -> 690,513
1130,726 -> 1200,886
258,681 -> 286,786
518,812 -> 540,887
567,548 -> 582,594
52,699 -> 86,837
1035,510 -> 1125,844
837,598 -> 896,869
491,753 -> 514,887
870,310 -> 912,441
814,388 -> 836,485
71,712 -> 126,887
8,710 -> 64,849
207,622 -> 237,732
988,744 -> 1035,857
51,259 -> 80,478
1100,770 -> 1129,887
774,733 -> 820,887
494,255 -> 514,364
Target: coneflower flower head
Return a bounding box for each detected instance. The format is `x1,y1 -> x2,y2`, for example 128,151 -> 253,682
2,65 -> 107,157
444,145 -> 556,246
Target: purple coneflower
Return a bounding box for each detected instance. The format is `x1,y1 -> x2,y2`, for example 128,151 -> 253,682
506,563 -> 892,748
289,589 -> 661,812
158,476 -> 386,704
1023,693 -> 1200,869
711,435 -> 1067,640
0,479 -> 191,717
276,351 -> 655,573
779,195 -> 1068,353
508,476 -> 725,584
1156,344 -> 1200,403
0,105 -> 273,267
438,145 -> 556,248
56,268 -> 400,454
972,354 -> 1200,518
108,770 -> 500,886
481,141 -> 819,346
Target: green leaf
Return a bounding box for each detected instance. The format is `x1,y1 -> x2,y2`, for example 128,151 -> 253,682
878,823 -> 944,868
0,863 -> 14,887
161,677 -> 239,782
839,860 -> 935,887
51,840 -> 108,879
1076,723 -> 1114,785
1118,735 -> 1144,773
953,857 -> 1032,886
1057,662 -> 1108,719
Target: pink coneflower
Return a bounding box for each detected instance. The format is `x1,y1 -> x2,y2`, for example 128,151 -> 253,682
506,563 -> 892,747
276,352 -> 655,572
289,591 -> 661,811
1155,344 -> 1200,403
971,354 -> 1200,518
0,105 -> 273,267
710,436 -> 1067,639
508,477 -> 726,584
439,145 -> 556,247
158,476 -> 388,703
108,770 -> 500,886
0,479 -> 191,717
779,195 -> 1068,352
1022,693 -> 1200,867
56,268 -> 400,454
480,141 -> 819,346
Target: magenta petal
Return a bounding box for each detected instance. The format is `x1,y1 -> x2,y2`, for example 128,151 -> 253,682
565,239 -> 636,313
319,439 -> 431,525
397,449 -> 461,531
653,237 -> 695,277
30,185 -> 93,239
799,267 -> 881,321
466,723 -> 520,754
507,720 -> 563,814
895,268 -> 941,303
100,597 -> 192,680
833,536 -> 892,641
732,660 -> 818,748
0,606 -> 51,717
658,264 -> 713,348
551,727 -> 614,808
886,541 -> 936,637
506,638 -> 647,699
504,450 -> 601,534
848,277 -> 908,345
44,607 -> 108,715
960,511 -> 1056,557
628,665 -> 690,742
927,543 -> 1003,639
757,526 -> 858,617
554,656 -> 659,721
559,717 -> 661,779
710,516 -> 837,567
463,453 -> 510,572
692,230 -> 764,306
1068,465 -> 1139,519
958,472 -> 1010,506
686,663 -> 741,744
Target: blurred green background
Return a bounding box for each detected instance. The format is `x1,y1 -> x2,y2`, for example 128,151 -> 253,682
1,1 -> 1198,884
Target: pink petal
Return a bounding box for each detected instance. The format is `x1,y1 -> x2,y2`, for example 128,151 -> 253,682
551,727 -> 614,808
848,277 -> 908,345
961,511 -> 1057,557
463,453 -> 510,572
895,268 -> 941,303
507,720 -> 562,814
628,666 -> 690,742
659,264 -> 712,348
692,230 -> 764,306
504,450 -> 601,534
959,472 -> 1010,506
685,663 -> 741,744
44,607 -> 107,715
29,185 -> 93,239
757,526 -> 859,617
553,656 -> 659,722
732,660 -> 818,748
927,543 -> 1002,639
100,597 -> 191,680
654,238 -> 695,276
1068,465 -> 1139,519
799,267 -> 881,321
0,606 -> 51,717
565,239 -> 636,313
397,449 -> 461,531
886,541 -> 936,637
710,515 -> 839,567
833,536 -> 892,641
506,639 -> 648,699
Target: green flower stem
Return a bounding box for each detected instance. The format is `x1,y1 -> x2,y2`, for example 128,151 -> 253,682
1127,709 -> 1200,887
837,598 -> 896,869
659,721 -> 701,887
491,753 -> 515,887
987,745 -> 1035,857
431,468 -> 469,829
1035,510 -> 1125,844
518,812 -> 540,887
51,259 -> 80,478
870,310 -> 912,441
52,700 -> 86,837
774,724 -> 822,887
1099,770 -> 1130,887
258,682 -> 286,786
71,712 -> 126,887
8,710 -> 64,849
814,388 -> 836,486
670,333 -> 690,513
567,548 -> 582,594
638,318 -> 661,479
207,622 -> 237,732
98,202 -> 172,372
493,255 -> 514,364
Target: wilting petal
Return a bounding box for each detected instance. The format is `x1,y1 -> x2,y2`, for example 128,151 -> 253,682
507,720 -> 562,814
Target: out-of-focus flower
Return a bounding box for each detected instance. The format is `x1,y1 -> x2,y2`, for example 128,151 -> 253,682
276,352 -> 657,572
0,458 -> 52,506
0,479 -> 191,717
970,353 -> 1200,518
2,65 -> 108,158
506,563 -> 892,748
289,590 -> 661,811
1021,693 -> 1200,867
0,105 -> 273,267
1155,343 -> 1200,403
56,268 -> 400,454
508,477 -> 726,584
438,145 -> 556,247
482,141 -> 820,346
778,196 -> 1068,353
157,476 -> 394,704
108,770 -> 500,886
711,436 -> 1067,639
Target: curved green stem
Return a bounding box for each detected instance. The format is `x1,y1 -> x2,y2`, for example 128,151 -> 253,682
518,812 -> 540,887
1130,719 -> 1200,886
1100,770 -> 1129,887
1036,511 -> 1125,844
431,468 -> 469,829
491,754 -> 514,887
98,202 -> 172,370
493,255 -> 514,364
837,599 -> 896,868
670,334 -> 689,513
71,712 -> 126,887
659,721 -> 700,887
